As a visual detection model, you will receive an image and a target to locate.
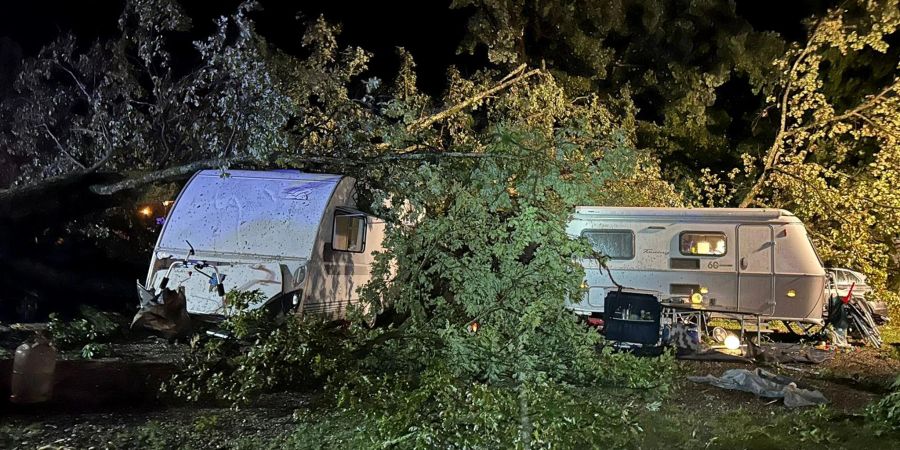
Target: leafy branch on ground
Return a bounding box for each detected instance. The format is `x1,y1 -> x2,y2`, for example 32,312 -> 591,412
47,305 -> 121,358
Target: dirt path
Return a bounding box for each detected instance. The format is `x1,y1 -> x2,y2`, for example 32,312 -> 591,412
1,392 -> 311,449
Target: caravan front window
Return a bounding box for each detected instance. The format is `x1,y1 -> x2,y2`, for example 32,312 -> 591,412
582,230 -> 634,260
332,213 -> 366,252
680,232 -> 727,256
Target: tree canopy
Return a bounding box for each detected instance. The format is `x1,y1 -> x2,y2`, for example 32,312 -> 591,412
453,0 -> 900,296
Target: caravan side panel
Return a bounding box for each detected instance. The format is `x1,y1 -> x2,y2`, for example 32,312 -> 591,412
301,179 -> 386,319
567,208 -> 826,324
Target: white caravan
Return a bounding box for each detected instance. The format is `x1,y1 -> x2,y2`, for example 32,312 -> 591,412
568,207 -> 827,324
144,169 -> 386,319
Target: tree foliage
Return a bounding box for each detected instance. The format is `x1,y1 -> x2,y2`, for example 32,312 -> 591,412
732,0 -> 900,298
0,0 -> 291,191
452,0 -> 786,174
156,8 -> 679,445
453,0 -> 900,299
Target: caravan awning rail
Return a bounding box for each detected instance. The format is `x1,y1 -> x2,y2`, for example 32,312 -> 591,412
154,247 -> 310,264
573,207 -> 799,223
575,207 -> 789,218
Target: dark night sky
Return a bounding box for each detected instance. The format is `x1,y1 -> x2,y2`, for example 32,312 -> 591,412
0,0 -> 481,95
0,0 -> 833,96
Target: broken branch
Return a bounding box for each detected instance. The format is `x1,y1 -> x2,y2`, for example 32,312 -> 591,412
88,156 -> 257,195
42,123 -> 86,170
404,64 -> 541,136
87,152 -> 514,196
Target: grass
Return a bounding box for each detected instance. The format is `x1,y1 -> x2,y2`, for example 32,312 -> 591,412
635,404 -> 900,449
879,324 -> 900,345
95,401 -> 900,449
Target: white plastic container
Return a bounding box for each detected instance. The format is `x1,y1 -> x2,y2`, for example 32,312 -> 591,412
10,333 -> 57,404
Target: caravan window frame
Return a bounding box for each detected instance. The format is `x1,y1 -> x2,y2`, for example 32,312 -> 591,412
679,231 -> 727,257
581,229 -> 635,260
331,210 -> 367,253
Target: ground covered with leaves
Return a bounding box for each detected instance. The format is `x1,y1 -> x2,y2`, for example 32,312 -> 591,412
3,340 -> 900,449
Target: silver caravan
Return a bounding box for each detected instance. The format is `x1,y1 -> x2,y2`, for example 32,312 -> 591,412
568,207 -> 827,324
144,169 -> 386,319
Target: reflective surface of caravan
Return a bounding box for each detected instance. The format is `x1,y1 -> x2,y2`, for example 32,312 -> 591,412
145,170 -> 385,319
568,207 -> 827,324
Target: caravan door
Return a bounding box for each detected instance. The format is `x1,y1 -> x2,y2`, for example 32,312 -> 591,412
737,225 -> 775,314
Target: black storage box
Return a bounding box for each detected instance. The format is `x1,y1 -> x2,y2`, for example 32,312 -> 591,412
603,291 -> 662,345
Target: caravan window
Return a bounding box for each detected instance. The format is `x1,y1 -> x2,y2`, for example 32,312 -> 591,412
582,230 -> 634,260
680,232 -> 726,256
332,212 -> 366,252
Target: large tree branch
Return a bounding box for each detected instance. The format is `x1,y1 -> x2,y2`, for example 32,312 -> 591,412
0,144 -> 115,208
739,20 -> 824,208
87,152 -> 514,196
403,64 -> 541,135
55,61 -> 91,101
371,65 -> 541,154
88,156 -> 257,195
739,83 -> 898,208
780,83 -> 898,138
42,123 -> 86,170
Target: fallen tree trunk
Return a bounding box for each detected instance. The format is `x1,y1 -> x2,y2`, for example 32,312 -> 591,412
89,156 -> 258,195
0,172 -> 125,223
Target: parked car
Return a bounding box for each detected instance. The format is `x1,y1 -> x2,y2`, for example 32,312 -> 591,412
826,267 -> 889,324
827,268 -> 873,297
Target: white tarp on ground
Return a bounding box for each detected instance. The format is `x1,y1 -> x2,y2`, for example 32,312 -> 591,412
688,368 -> 828,408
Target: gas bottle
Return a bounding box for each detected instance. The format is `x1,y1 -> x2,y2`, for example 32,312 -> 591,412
10,332 -> 57,404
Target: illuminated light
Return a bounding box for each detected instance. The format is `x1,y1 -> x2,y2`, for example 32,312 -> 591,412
690,293 -> 703,304
724,334 -> 741,350
468,321 -> 480,334
138,206 -> 153,217
581,280 -> 589,289
162,200 -> 174,207
786,289 -> 797,298
699,286 -> 709,294
696,242 -> 711,254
